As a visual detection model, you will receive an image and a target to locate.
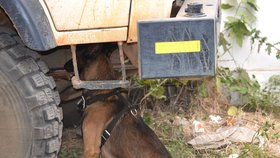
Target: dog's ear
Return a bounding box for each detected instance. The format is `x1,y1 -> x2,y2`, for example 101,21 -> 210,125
102,43 -> 118,57
78,44 -> 102,62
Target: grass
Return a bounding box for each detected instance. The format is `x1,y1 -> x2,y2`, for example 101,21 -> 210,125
59,148 -> 82,158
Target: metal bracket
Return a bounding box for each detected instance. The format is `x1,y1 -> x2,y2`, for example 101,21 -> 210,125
70,42 -> 129,90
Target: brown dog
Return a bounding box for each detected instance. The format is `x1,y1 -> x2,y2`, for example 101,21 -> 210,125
76,44 -> 172,158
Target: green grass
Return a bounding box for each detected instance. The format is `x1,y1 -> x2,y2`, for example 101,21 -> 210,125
58,147 -> 82,158
166,140 -> 195,158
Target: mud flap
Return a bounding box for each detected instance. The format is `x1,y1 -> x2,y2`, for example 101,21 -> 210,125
138,0 -> 220,79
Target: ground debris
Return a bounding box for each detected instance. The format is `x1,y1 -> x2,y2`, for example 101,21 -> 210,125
188,125 -> 237,149
188,119 -> 263,150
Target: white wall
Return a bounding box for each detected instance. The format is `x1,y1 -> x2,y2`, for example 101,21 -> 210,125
218,0 -> 280,87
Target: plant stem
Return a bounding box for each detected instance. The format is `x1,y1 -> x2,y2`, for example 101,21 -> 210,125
140,79 -> 168,104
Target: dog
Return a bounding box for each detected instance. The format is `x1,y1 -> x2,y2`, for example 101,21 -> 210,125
74,44 -> 172,158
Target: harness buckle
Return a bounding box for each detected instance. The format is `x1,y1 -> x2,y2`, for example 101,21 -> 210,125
130,109 -> 138,117
77,96 -> 86,111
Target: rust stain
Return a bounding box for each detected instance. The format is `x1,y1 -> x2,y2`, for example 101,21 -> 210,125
56,35 -> 68,45
0,8 -> 14,28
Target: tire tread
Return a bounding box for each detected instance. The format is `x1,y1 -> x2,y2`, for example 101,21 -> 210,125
0,27 -> 62,157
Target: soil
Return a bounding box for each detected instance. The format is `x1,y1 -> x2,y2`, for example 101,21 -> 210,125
59,127 -> 83,158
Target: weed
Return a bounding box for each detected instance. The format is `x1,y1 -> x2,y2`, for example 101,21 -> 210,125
133,78 -> 189,103
256,121 -> 280,144
220,0 -> 280,58
272,132 -> 280,143
260,121 -> 276,140
198,81 -> 208,98
217,67 -> 278,113
166,140 -> 195,158
143,113 -> 153,125
59,148 -> 82,158
239,144 -> 274,158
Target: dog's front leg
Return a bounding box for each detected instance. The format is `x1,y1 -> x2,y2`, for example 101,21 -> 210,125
82,104 -> 111,158
83,119 -> 101,158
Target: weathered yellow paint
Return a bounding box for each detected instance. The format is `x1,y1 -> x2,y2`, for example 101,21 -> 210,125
39,0 -> 174,45
127,0 -> 173,43
56,28 -> 128,46
155,40 -> 201,54
39,0 -> 128,45
43,0 -> 131,31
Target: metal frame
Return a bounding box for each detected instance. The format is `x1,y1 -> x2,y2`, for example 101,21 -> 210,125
70,42 -> 129,90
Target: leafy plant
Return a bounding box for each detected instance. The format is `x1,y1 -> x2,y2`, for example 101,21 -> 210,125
166,140 -> 194,158
59,148 -> 81,158
272,132 -> 280,143
259,121 -> 276,140
220,0 -> 280,59
198,81 -> 208,97
239,143 -> 273,158
256,121 -> 280,143
217,68 -> 258,102
133,78 -> 189,103
217,67 -> 278,112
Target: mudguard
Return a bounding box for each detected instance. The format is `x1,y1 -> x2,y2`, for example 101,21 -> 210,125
0,0 -> 56,51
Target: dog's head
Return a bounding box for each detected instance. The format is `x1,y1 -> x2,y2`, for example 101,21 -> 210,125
65,43 -> 117,81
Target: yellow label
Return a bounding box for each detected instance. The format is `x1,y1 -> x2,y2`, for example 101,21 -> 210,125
155,40 -> 201,54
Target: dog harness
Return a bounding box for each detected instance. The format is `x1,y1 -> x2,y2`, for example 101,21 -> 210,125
77,88 -> 137,148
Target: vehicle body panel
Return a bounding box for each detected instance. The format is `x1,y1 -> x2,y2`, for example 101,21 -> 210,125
127,0 -> 173,43
40,0 -> 173,47
44,0 -> 131,31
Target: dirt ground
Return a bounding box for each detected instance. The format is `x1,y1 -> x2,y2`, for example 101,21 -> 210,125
58,110 -> 280,158
59,127 -> 83,158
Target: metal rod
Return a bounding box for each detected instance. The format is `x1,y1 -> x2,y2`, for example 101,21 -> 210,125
118,42 -> 126,82
71,45 -> 80,81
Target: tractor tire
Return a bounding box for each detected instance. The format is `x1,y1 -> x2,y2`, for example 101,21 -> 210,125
0,27 -> 63,158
